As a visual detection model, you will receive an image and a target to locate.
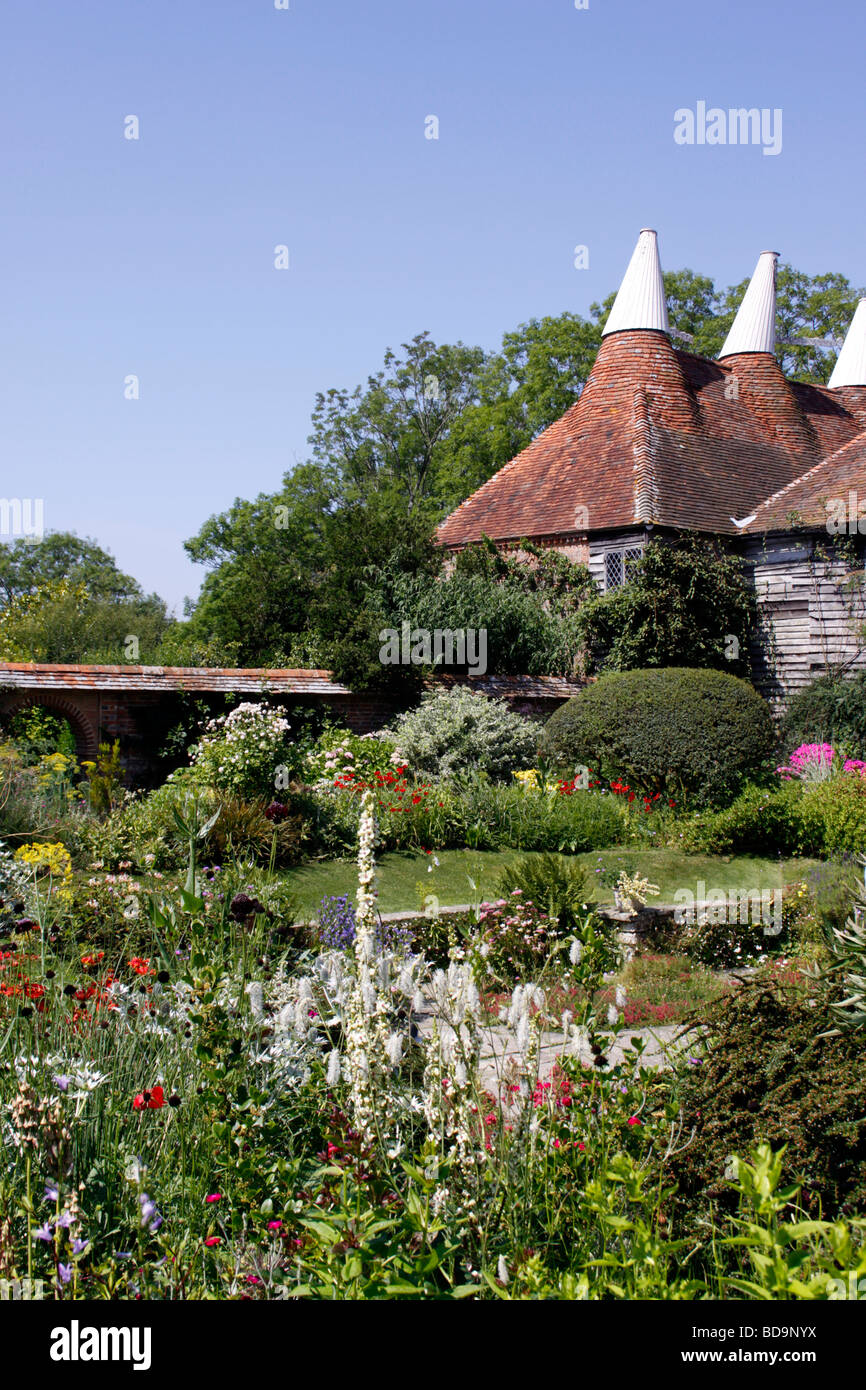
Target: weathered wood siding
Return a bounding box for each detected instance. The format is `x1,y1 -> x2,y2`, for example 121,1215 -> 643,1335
742,534 -> 866,704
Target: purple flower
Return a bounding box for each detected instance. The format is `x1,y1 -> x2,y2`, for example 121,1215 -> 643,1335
317,895 -> 411,954
71,1238 -> 89,1256
55,1210 -> 73,1229
58,1264 -> 72,1285
53,1076 -> 70,1092
44,1183 -> 59,1202
139,1193 -> 162,1231
34,1222 -> 53,1242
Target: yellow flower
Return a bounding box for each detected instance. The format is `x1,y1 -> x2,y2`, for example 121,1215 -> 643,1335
15,841 -> 74,904
513,769 -> 540,791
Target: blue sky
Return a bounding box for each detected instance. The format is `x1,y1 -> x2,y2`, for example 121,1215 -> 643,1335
1,0 -> 863,613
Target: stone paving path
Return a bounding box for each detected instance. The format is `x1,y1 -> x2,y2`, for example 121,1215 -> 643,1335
412,990 -> 693,1094
474,1022 -> 689,1094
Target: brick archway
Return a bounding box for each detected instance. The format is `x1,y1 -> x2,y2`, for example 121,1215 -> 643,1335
1,693 -> 100,763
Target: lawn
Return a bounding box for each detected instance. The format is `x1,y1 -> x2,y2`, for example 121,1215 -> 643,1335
284,847 -> 819,917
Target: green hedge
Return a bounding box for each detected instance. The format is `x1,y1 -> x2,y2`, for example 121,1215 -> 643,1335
540,668 -> 774,809
665,980 -> 866,1227
683,775 -> 866,858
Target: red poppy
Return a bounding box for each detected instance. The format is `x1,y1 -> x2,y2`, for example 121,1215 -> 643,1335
133,1085 -> 165,1111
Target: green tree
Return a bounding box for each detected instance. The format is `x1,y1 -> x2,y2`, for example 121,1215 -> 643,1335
179,464 -> 331,666
0,578 -> 170,664
0,531 -> 164,607
309,332 -> 489,515
576,534 -> 757,676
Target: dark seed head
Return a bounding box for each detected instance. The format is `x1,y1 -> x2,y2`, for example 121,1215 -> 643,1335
63,984 -> 77,997
157,970 -> 170,984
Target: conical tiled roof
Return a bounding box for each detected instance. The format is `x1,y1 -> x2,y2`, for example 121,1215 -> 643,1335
436,232 -> 866,548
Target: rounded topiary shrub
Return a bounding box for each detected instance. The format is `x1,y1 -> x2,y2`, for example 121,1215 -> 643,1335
539,667 -> 774,808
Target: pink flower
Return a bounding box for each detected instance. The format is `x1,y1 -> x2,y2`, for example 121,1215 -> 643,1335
267,1220 -> 282,1231
205,1193 -> 222,1203
627,1116 -> 641,1127
204,1236 -> 221,1247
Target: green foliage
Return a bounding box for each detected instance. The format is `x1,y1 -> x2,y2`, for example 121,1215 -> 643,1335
682,781 -> 815,855
781,672 -> 866,755
3,706 -> 77,761
203,793 -> 309,868
0,531 -> 156,607
304,774 -> 625,858
0,742 -> 89,854
577,534 -> 757,676
0,577 -> 171,665
665,977 -> 866,1229
87,781 -> 197,872
310,496 -> 440,692
541,668 -> 774,809
684,775 -> 866,858
823,861 -> 866,1035
302,726 -> 398,784
801,775 -> 866,856
81,741 -> 124,815
389,687 -> 541,782
367,537 -> 592,683
0,531 -> 172,665
496,853 -> 589,932
180,463 -> 330,667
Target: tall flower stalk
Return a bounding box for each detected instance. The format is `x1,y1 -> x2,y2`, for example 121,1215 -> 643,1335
343,790 -> 392,1143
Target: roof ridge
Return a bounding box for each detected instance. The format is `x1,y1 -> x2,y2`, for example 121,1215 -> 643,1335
748,424 -> 866,520
632,386 -> 656,522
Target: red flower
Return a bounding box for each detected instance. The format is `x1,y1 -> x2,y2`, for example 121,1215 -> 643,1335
204,1236 -> 221,1247
133,1085 -> 165,1111
627,1115 -> 641,1127
129,957 -> 152,976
